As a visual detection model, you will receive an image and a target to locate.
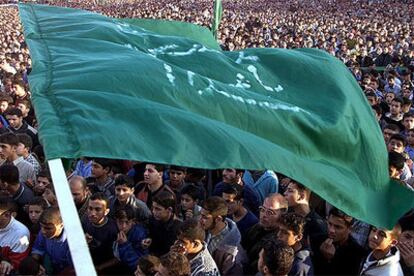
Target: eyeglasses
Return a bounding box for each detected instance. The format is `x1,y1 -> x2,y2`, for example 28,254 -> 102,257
259,206 -> 286,216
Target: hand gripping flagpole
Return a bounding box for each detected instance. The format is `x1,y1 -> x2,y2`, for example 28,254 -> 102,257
48,159 -> 97,276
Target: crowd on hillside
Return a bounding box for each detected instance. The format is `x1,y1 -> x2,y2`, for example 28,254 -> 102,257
0,0 -> 414,275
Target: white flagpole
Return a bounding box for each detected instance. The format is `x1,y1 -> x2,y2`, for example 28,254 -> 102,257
48,158 -> 97,276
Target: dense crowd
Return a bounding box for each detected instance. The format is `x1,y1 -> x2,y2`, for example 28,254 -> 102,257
0,0 -> 414,275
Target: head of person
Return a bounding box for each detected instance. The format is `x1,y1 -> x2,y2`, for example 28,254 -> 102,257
135,255 -> 160,276
115,206 -> 136,234
277,212 -> 305,247
39,207 -> 64,239
403,113 -> 414,131
260,193 -> 288,231
327,208 -> 354,245
390,97 -> 403,116
383,124 -> 400,143
114,174 -> 135,203
35,170 -> 52,196
385,92 -> 395,105
144,163 -> 164,188
371,104 -> 383,122
368,224 -> 401,253
69,175 -> 89,206
16,100 -> 31,118
91,158 -> 112,179
258,239 -> 295,276
180,184 -> 199,211
0,196 -> 14,228
0,164 -> 19,194
12,80 -> 27,98
0,133 -> 19,161
152,191 -> 176,222
87,192 -> 110,225
407,129 -> 414,146
156,252 -> 191,276
399,221 -> 414,248
365,91 -> 378,106
28,197 -> 48,224
284,181 -> 311,207
5,107 -> 24,129
402,97 -> 412,113
176,218 -> 205,255
169,166 -> 187,187
222,183 -> 244,216
0,94 -> 12,114
42,184 -> 57,207
388,151 -> 406,179
387,134 -> 407,153
222,168 -> 244,184
200,196 -> 228,232
16,133 -> 33,156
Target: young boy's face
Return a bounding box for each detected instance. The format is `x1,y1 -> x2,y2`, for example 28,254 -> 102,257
390,100 -> 402,116
28,205 -> 43,224
91,162 -> 107,178
277,224 -> 299,247
116,218 -> 134,234
180,194 -> 196,211
389,165 -> 401,178
0,143 -> 15,160
407,131 -> 414,145
40,221 -> 63,239
169,170 -> 186,187
368,227 -> 396,251
388,139 -> 405,153
115,185 -> 134,203
403,117 -> 414,130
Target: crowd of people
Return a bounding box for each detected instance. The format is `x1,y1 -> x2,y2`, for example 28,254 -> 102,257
0,0 -> 414,275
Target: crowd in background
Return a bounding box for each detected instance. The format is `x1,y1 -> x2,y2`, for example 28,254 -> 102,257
0,0 -> 414,275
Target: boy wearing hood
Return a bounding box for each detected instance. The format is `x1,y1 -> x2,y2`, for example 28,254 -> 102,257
360,224 -> 403,275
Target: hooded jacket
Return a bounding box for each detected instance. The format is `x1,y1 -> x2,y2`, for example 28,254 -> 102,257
360,246 -> 403,276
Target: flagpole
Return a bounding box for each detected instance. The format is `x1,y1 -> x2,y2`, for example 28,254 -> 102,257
48,159 -> 97,276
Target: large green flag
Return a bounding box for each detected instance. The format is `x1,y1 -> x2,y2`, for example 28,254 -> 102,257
211,0 -> 223,39
19,4 -> 414,228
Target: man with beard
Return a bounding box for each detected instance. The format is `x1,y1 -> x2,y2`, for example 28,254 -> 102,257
69,175 -> 90,221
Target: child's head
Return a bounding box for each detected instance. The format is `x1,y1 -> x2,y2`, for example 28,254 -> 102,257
407,129 -> 414,146
135,255 -> 160,276
368,224 -> 401,253
403,113 -> 414,131
387,134 -> 407,153
28,197 -> 48,224
180,184 -> 199,211
277,212 -> 305,247
114,206 -> 136,234
39,207 -> 63,239
388,151 -> 406,179
114,174 -> 135,203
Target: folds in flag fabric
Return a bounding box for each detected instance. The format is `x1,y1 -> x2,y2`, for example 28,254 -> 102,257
19,4 -> 414,228
211,0 -> 223,39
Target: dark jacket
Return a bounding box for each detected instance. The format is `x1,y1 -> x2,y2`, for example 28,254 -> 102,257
148,215 -> 182,257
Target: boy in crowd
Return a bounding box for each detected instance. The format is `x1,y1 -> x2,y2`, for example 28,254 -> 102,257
214,168 -> 261,216
171,219 -> 220,276
148,191 -> 182,257
0,164 -> 33,225
4,107 -> 39,149
0,196 -> 30,274
156,252 -> 191,276
178,184 -> 202,222
31,207 -> 73,274
360,224 -> 403,275
313,208 -> 366,275
397,221 -> 414,275
383,123 -> 401,144
82,192 -> 119,273
135,163 -> 175,209
257,239 -> 295,276
384,97 -> 404,129
113,206 -> 149,272
200,196 -> 244,275
27,197 -> 48,245
405,129 -> 414,160
34,170 -> 52,196
222,183 -> 258,239
109,174 -> 150,222
284,181 -> 327,253
87,158 -> 115,198
16,133 -> 40,174
0,132 -> 36,185
387,135 -> 413,182
277,212 -> 313,276
135,255 -> 160,276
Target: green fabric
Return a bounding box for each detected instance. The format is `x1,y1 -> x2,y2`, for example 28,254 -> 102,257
19,3 -> 414,228
212,0 -> 222,39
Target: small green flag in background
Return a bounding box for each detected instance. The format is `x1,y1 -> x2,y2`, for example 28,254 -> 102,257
211,0 -> 223,39
19,4 -> 414,228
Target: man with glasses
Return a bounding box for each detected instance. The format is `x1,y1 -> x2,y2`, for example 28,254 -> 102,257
242,193 -> 288,274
